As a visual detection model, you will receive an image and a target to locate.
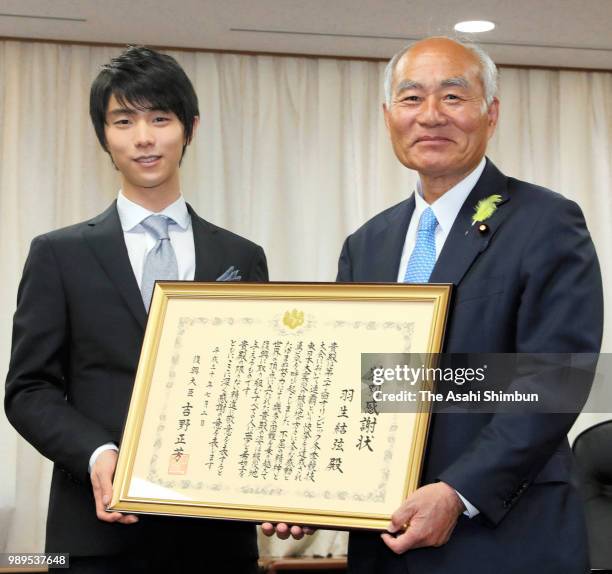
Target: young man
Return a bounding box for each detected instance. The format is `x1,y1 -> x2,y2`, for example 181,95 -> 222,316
5,46 -> 266,573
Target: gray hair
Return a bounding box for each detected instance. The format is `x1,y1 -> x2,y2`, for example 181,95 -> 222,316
383,37 -> 498,110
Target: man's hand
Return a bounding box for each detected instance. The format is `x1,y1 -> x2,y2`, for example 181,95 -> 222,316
90,449 -> 139,524
381,482 -> 464,554
261,523 -> 316,540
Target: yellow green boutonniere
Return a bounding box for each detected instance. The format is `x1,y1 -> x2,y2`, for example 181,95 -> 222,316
472,194 -> 502,233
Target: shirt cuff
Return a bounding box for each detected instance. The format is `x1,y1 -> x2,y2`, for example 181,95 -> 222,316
455,490 -> 480,518
88,443 -> 118,474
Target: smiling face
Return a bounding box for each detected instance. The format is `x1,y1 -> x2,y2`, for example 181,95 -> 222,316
383,38 -> 499,196
104,94 -> 196,209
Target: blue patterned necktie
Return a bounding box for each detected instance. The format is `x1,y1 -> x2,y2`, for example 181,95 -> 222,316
140,214 -> 179,311
403,207 -> 438,283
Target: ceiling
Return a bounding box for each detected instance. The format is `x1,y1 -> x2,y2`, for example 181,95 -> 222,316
1,0 -> 611,69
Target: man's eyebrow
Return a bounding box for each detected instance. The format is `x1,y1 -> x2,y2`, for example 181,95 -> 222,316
395,79 -> 422,94
107,107 -> 137,117
440,76 -> 469,89
394,77 -> 470,96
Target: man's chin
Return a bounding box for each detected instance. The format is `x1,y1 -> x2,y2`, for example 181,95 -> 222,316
127,178 -> 167,191
400,158 -> 454,177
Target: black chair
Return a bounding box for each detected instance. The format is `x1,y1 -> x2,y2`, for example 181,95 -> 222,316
573,420 -> 612,572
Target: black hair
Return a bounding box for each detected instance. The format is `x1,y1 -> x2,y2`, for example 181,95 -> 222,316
89,46 -> 199,158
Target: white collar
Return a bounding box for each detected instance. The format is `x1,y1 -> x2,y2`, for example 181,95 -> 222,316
414,157 -> 487,231
116,191 -> 190,231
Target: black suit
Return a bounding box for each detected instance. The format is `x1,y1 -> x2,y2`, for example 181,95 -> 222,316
5,202 -> 267,566
337,160 -> 603,573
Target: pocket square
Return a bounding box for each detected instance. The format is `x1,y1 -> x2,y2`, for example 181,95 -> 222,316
216,266 -> 242,281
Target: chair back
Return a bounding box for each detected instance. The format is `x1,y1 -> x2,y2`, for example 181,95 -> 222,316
573,420 -> 612,571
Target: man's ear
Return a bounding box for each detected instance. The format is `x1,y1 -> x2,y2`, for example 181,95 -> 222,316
383,103 -> 390,131
486,97 -> 499,137
186,116 -> 200,145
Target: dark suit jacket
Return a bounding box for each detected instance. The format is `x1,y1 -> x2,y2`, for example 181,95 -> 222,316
337,160 -> 603,574
5,202 -> 268,557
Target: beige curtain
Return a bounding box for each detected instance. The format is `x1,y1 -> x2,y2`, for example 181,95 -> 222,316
1,39 -> 610,556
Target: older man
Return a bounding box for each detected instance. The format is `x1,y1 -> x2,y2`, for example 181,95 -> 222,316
335,37 -> 602,573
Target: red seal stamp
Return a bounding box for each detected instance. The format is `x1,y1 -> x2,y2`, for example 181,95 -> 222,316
168,454 -> 189,475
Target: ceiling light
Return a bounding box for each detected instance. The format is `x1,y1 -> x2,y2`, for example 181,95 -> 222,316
454,20 -> 495,33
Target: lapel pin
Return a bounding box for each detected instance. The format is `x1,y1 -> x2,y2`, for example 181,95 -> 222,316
471,194 -> 502,233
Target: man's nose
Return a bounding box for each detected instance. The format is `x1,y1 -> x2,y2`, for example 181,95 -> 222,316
417,97 -> 446,126
134,120 -> 154,147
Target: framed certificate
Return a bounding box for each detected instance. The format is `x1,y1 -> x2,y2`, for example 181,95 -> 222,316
109,282 -> 452,530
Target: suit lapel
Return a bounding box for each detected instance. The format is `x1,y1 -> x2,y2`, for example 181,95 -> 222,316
429,159 -> 511,285
83,202 -> 147,329
369,197 -> 415,282
188,205 -> 224,281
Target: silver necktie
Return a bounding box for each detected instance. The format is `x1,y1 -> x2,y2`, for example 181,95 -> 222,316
140,214 -> 178,311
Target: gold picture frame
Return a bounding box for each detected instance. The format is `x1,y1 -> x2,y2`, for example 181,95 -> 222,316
109,282 -> 452,530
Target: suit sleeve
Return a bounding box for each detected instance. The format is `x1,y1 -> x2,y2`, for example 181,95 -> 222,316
245,244 -> 269,282
438,198 -> 604,525
5,235 -> 115,483
336,236 -> 353,282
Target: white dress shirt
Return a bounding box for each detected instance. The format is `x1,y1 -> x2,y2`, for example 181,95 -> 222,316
397,157 -> 486,518
397,157 -> 486,281
117,191 -> 195,286
89,192 -> 196,474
